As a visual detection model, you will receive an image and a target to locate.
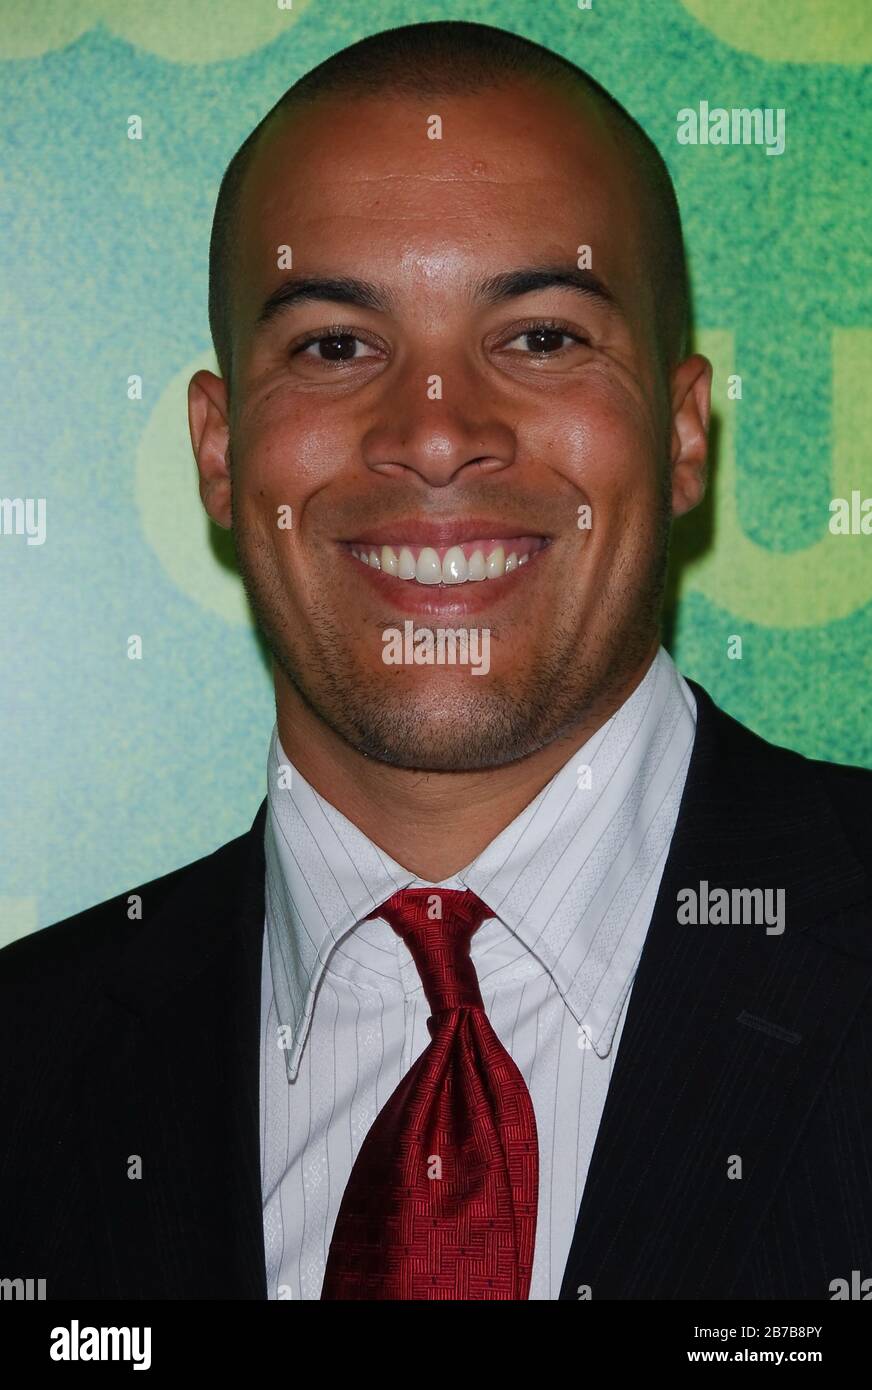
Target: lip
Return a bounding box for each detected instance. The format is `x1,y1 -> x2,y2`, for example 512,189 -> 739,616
340,519 -> 553,549
338,536 -> 553,616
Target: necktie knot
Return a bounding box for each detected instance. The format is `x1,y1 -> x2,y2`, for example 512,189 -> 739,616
372,888 -> 492,1017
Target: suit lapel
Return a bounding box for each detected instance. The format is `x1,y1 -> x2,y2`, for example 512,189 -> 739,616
559,680 -> 872,1299
98,799 -> 269,1298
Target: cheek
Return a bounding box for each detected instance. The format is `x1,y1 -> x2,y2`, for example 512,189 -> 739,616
537,376 -> 661,515
542,384 -> 665,594
233,412 -> 350,543
237,392 -> 353,490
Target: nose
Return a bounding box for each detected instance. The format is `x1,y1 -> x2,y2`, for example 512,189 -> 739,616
360,357 -> 517,488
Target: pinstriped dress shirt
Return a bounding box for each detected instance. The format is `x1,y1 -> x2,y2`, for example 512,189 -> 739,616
259,645 -> 698,1300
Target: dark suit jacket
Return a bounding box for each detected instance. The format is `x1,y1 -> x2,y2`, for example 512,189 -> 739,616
2,680 -> 871,1300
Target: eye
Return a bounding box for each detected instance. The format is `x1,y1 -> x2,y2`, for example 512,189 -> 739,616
292,328 -> 381,365
501,321 -> 591,356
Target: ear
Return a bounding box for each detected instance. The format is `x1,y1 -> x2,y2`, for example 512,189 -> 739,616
187,369 -> 232,530
669,354 -> 712,518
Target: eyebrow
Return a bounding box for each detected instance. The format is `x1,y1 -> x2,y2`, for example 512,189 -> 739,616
253,264 -> 619,331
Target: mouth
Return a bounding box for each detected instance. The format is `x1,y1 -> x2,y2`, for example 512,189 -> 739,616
343,535 -> 551,586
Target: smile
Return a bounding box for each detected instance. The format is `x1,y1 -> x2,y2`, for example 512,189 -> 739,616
346,536 -> 549,586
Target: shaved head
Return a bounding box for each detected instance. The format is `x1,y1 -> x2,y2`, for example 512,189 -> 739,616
207,20 -> 689,399
189,13 -> 711,806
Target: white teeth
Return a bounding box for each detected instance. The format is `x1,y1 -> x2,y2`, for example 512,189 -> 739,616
350,539 -> 544,584
485,545 -> 505,578
380,544 -> 398,575
441,545 -> 468,584
467,549 -> 486,581
415,547 -> 443,584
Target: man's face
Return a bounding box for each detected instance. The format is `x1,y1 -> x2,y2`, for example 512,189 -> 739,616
195,81 -> 708,772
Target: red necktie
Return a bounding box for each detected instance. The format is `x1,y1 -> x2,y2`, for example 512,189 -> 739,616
320,888 -> 539,1300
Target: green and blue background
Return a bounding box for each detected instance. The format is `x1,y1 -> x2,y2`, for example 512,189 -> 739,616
2,0 -> 870,941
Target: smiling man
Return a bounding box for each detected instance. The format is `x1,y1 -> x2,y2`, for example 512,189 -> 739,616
2,20 -> 871,1304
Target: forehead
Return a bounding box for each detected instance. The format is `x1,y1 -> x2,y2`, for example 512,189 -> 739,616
234,81 -> 652,325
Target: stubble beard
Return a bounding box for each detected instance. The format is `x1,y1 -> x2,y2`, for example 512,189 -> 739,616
231,467 -> 672,774
232,539 -> 667,778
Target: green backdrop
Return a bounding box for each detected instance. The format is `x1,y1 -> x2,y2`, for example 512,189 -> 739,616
2,0 -> 870,943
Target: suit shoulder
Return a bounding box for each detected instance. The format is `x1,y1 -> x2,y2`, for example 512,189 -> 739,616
744,718 -> 872,861
0,813 -> 259,993
805,753 -> 872,867
690,680 -> 872,869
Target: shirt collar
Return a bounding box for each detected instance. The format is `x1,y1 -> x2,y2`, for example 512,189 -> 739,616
264,646 -> 696,1079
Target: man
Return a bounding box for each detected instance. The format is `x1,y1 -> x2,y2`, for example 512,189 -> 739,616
2,20 -> 870,1302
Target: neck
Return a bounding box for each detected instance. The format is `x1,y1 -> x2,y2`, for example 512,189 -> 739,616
274,647 -> 659,880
